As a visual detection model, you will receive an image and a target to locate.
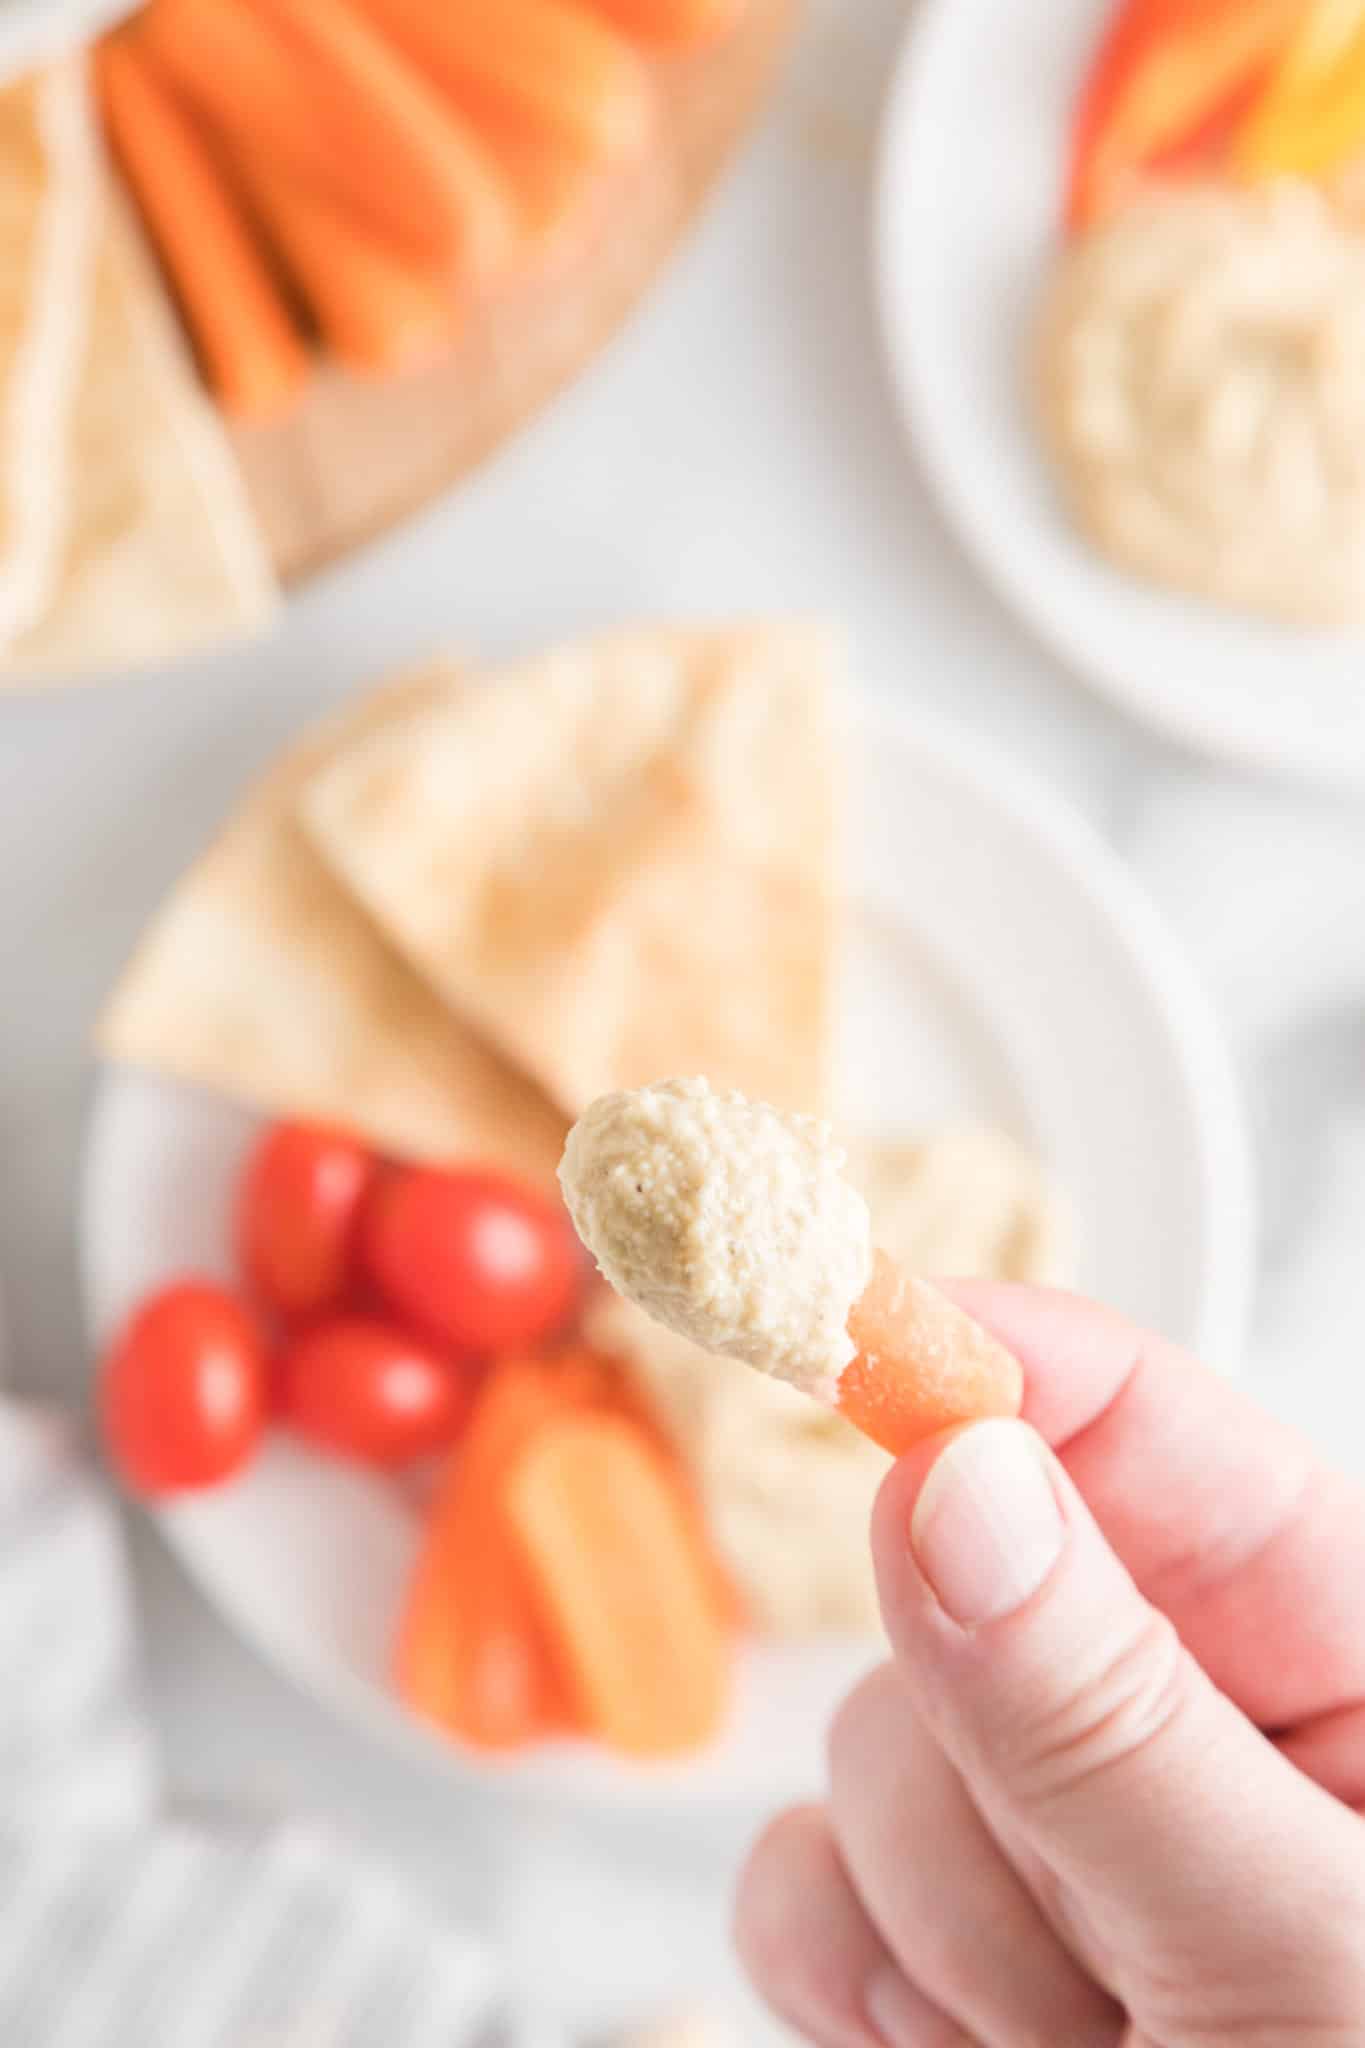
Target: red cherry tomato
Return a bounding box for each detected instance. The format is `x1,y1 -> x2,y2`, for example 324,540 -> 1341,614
236,1122 -> 377,1321
362,1167 -> 580,1355
279,1316 -> 472,1468
100,1280 -> 267,1496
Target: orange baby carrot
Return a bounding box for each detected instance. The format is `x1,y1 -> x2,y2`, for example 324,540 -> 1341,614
250,0 -> 517,288
229,153 -> 454,376
395,1359 -> 576,1749
460,102 -> 610,264
580,0 -> 746,52
140,0 -> 511,278
95,33 -> 308,421
140,0 -> 383,239
508,1410 -> 730,1757
356,0 -> 655,164
837,1251 -> 1024,1457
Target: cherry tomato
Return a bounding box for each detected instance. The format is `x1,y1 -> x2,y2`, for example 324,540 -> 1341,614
279,1316 -> 472,1468
362,1167 -> 580,1355
100,1279 -> 267,1496
236,1122 -> 377,1321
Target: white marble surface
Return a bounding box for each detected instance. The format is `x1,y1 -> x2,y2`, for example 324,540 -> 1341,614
2,1 -> 1364,2035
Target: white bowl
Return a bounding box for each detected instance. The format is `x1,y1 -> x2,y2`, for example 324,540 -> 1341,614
877,0 -> 1365,788
81,695 -> 1255,1812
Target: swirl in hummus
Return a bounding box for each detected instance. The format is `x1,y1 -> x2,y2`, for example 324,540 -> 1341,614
1039,180 -> 1365,624
559,1076 -> 871,1404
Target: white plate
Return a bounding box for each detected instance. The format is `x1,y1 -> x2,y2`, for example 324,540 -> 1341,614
877,0 -> 1365,789
0,0 -> 132,80
80,696 -> 1254,1813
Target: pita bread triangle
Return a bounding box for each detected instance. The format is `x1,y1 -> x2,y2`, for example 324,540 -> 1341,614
98,662 -> 569,1183
3,173 -> 276,682
299,623 -> 840,1116
0,59 -> 97,649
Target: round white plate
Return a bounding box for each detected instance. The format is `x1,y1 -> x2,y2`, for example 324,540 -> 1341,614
877,0 -> 1365,788
81,696 -> 1254,1813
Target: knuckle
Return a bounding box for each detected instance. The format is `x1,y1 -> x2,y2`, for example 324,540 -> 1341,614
1005,1605 -> 1197,1807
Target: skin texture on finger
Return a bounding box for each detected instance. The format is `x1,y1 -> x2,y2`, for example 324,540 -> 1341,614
733,1804 -> 964,2047
1278,1698 -> 1365,1810
938,1281 -> 1365,1730
826,1664 -> 1123,2048
873,1428 -> 1365,2040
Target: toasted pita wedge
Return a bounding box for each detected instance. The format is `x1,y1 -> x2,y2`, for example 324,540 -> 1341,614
299,624 -> 838,1115
0,60 -> 97,648
3,185 -> 275,680
98,663 -> 569,1182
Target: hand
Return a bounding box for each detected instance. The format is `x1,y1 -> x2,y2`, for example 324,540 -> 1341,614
735,1283 -> 1365,2046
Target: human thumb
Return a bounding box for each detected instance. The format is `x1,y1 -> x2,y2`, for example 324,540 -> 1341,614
872,1418 -> 1365,2035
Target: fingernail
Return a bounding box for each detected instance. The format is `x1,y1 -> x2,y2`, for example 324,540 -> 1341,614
910,1420 -> 1064,1626
865,1964 -> 963,2046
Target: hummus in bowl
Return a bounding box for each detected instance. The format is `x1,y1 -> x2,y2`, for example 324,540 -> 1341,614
1039,181 -> 1365,625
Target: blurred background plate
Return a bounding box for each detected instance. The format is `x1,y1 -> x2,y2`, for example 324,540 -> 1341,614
877,0 -> 1365,790
0,0 -> 130,79
80,693 -> 1254,1814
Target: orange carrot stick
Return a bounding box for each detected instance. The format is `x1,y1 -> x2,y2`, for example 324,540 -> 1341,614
508,1410 -> 731,1758
579,0 -> 745,52
356,0 -> 655,163
95,33 -> 309,421
229,153 -> 454,376
395,1359 -> 577,1749
250,0 -> 517,288
140,0 -> 510,277
837,1251 -> 1024,1457
461,102 -> 610,263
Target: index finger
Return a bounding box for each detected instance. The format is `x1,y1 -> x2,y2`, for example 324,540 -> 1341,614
936,1280 -> 1365,1732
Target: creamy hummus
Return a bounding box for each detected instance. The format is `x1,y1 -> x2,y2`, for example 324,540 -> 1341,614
559,1076 -> 871,1403
1039,181 -> 1365,624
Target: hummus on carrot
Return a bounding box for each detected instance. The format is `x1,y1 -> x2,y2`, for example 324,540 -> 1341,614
586,1119 -> 1069,1639
559,1075 -> 871,1403
1039,181 -> 1365,624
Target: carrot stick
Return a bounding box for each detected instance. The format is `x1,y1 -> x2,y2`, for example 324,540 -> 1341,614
598,1358 -> 748,1628
250,0 -> 517,289
228,152 -> 455,376
395,1359 -> 576,1749
837,1251 -> 1024,1457
460,102 -> 610,264
579,0 -> 745,52
139,0 -> 511,278
355,0 -> 655,164
95,33 -> 309,421
508,1411 -> 731,1758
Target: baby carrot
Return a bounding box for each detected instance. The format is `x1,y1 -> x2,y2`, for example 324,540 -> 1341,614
838,1252 -> 1024,1457
460,103 -> 610,261
95,33 -> 308,421
140,0 -> 511,278
579,0 -> 746,51
395,1359 -> 576,1749
508,1410 -> 731,1757
356,0 -> 655,164
229,153 -> 454,377
249,0 -> 517,288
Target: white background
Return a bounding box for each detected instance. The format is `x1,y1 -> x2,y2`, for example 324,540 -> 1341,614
3,0 -> 1365,2034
